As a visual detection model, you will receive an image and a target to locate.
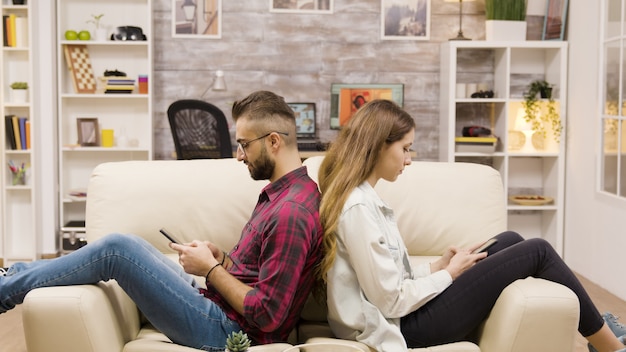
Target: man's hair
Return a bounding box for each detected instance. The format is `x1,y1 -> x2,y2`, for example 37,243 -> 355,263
232,91 -> 297,146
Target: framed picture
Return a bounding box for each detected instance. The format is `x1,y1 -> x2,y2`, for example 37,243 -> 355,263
270,0 -> 333,14
381,0 -> 430,40
542,0 -> 568,40
329,83 -> 404,129
77,118 -> 100,146
172,0 -> 222,38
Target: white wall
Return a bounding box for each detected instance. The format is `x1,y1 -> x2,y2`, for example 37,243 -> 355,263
565,1 -> 626,301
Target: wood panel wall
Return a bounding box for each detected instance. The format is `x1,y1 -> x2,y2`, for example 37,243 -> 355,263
152,0 -> 545,160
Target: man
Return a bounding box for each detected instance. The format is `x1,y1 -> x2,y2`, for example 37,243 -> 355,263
0,90 -> 324,350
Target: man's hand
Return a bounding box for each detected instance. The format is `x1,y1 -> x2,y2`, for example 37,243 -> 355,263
170,240 -> 219,277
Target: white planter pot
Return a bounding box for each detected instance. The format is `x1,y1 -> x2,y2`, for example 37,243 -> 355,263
10,89 -> 28,103
485,20 -> 527,41
94,28 -> 108,41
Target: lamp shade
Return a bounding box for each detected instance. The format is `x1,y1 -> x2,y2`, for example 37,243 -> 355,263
212,70 -> 226,91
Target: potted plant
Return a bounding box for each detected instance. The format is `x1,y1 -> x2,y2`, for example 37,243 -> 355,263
522,80 -> 562,143
225,330 -> 251,352
484,0 -> 527,41
9,81 -> 28,103
87,14 -> 107,41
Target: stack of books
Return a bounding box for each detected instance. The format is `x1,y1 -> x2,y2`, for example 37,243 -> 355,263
4,115 -> 30,150
454,136 -> 498,153
100,77 -> 136,94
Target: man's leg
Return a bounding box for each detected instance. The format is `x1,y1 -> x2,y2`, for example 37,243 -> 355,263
0,233 -> 239,350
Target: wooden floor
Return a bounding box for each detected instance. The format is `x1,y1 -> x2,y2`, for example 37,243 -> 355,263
0,273 -> 624,352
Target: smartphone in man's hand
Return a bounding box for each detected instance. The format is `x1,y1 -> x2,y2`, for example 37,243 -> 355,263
159,228 -> 184,245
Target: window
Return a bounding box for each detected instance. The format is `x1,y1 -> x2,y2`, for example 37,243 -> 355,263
600,0 -> 626,198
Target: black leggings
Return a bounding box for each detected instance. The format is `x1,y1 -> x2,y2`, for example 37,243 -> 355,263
400,231 -> 604,348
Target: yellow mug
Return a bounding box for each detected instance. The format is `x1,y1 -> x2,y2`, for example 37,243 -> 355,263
101,129 -> 114,147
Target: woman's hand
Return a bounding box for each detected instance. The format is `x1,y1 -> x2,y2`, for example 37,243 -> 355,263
430,246 -> 457,273
444,248 -> 487,280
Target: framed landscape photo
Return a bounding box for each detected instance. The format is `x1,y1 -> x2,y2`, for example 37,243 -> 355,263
542,0 -> 568,40
381,0 -> 430,40
172,0 -> 222,39
270,0 -> 333,14
77,118 -> 99,146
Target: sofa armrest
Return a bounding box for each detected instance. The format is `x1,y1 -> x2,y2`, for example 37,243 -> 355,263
22,282 -> 140,352
477,277 -> 580,352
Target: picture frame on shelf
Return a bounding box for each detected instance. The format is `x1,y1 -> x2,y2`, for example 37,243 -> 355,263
269,0 -> 333,13
381,0 -> 430,40
77,118 -> 100,146
329,83 -> 404,129
172,0 -> 222,39
542,0 -> 568,40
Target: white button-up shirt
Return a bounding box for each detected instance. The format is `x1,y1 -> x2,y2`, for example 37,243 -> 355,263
327,182 -> 453,352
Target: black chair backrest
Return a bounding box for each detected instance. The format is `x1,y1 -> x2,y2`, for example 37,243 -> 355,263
167,99 -> 233,159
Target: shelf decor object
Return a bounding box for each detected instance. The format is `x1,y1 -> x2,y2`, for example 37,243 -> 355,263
63,44 -> 97,93
484,0 -> 527,41
445,0 -> 474,41
522,79 -> 562,143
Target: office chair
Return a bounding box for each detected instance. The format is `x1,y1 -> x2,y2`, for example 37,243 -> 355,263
167,99 -> 233,159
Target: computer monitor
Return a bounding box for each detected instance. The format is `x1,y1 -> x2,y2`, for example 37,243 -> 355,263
329,83 -> 404,129
288,102 -> 316,140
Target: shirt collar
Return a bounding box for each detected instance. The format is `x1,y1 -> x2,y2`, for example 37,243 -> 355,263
261,166 -> 309,201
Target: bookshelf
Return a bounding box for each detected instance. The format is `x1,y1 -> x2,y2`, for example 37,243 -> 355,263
56,0 -> 153,248
1,1 -> 36,265
440,41 -> 568,256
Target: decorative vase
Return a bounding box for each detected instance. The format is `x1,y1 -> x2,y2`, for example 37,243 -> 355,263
10,89 -> 28,103
94,28 -> 108,41
485,20 -> 527,41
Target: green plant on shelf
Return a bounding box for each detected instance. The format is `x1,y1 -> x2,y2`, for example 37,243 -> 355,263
87,14 -> 104,29
485,0 -> 527,21
522,80 -> 562,143
10,81 -> 28,89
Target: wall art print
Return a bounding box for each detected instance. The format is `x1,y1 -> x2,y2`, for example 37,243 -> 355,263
172,0 -> 222,39
381,0 -> 431,40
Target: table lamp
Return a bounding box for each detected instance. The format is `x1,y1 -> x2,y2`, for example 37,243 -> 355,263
446,0 -> 474,40
515,107 -> 536,152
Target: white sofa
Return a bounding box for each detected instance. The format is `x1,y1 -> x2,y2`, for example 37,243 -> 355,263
22,156 -> 580,352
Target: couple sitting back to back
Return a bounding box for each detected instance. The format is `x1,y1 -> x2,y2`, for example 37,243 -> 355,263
2,90 -> 625,352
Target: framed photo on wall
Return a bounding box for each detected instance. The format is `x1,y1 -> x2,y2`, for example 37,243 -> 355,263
381,0 -> 430,40
172,0 -> 222,38
77,118 -> 100,146
270,0 -> 333,14
542,0 -> 568,40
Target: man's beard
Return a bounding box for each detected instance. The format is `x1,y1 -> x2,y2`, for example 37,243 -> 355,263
248,145 -> 275,181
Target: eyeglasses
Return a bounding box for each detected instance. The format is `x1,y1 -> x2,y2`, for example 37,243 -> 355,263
237,131 -> 289,156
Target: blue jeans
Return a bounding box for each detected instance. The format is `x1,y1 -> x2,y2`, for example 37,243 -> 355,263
0,233 -> 241,351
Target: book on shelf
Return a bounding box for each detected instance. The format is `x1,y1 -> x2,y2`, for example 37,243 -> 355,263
454,136 -> 498,153
2,14 -> 26,48
4,115 -> 30,150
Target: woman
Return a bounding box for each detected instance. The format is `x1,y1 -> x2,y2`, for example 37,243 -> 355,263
317,99 -> 626,352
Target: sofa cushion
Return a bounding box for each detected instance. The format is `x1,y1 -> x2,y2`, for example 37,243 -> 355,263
303,156 -> 507,256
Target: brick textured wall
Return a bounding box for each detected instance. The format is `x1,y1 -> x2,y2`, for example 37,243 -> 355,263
152,0 -> 545,160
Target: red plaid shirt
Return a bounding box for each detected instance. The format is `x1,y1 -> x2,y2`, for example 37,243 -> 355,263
200,166 -> 323,344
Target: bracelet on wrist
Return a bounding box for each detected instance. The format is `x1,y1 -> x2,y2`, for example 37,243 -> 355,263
220,251 -> 227,266
205,263 -> 221,281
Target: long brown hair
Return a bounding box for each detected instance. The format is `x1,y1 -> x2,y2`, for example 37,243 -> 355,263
316,99 -> 415,285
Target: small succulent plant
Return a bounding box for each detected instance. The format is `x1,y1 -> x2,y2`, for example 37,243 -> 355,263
225,330 -> 251,352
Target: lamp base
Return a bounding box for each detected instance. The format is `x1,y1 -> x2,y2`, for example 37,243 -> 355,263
449,31 -> 471,41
